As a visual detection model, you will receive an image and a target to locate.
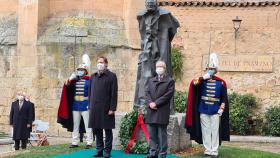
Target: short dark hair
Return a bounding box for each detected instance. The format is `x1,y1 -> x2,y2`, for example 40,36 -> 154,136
97,56 -> 108,64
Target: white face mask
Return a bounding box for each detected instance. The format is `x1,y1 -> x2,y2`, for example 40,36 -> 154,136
17,95 -> 24,101
77,70 -> 85,77
97,63 -> 105,71
156,67 -> 165,75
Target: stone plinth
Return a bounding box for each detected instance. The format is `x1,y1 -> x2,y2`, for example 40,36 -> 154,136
113,112 -> 191,152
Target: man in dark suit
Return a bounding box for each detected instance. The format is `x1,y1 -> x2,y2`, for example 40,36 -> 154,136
145,61 -> 175,158
9,91 -> 33,150
88,56 -> 118,158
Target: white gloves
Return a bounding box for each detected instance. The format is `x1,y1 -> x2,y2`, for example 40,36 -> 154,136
203,73 -> 211,80
69,72 -> 77,81
217,109 -> 224,116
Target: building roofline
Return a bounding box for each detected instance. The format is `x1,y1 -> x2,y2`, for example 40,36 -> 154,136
158,0 -> 280,7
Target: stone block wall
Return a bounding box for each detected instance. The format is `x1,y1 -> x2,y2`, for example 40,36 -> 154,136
0,0 -> 280,136
162,5 -> 280,111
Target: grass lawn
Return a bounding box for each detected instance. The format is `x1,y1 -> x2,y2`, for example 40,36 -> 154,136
188,146 -> 280,158
8,144 -> 89,158
6,144 -> 280,158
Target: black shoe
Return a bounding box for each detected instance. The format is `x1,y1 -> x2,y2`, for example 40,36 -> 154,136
92,153 -> 103,157
104,153 -> 111,158
203,154 -> 211,157
69,145 -> 79,148
85,145 -> 92,149
15,148 -> 19,150
211,155 -> 219,158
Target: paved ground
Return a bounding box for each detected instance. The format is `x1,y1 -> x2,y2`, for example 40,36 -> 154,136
224,135 -> 280,154
0,137 -> 71,157
224,142 -> 280,154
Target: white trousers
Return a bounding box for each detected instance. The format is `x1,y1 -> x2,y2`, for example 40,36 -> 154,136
72,110 -> 93,145
200,114 -> 220,156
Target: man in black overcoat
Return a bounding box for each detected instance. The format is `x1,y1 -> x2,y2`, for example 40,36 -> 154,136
9,91 -> 33,150
145,61 -> 175,158
88,56 -> 118,158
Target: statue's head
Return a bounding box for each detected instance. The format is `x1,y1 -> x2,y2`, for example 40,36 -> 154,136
145,0 -> 158,12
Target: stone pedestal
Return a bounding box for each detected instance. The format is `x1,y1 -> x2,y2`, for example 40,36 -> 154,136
113,112 -> 191,152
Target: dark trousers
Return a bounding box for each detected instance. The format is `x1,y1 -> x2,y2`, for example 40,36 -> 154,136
148,124 -> 168,158
14,139 -> 27,150
95,129 -> 113,156
80,132 -> 84,143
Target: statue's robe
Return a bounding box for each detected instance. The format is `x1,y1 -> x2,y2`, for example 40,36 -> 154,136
134,8 -> 180,107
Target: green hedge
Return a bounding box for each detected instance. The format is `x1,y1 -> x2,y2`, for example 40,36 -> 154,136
264,106 -> 280,136
229,92 -> 257,135
174,90 -> 188,113
171,48 -> 184,81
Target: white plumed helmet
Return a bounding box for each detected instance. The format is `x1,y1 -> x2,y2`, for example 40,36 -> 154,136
207,53 -> 219,69
77,54 -> 91,72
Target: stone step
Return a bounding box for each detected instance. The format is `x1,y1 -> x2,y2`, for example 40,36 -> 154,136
0,138 -> 13,145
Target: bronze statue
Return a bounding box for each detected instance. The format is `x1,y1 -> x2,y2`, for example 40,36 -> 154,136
134,0 -> 180,108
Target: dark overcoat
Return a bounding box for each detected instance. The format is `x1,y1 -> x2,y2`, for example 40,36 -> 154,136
145,75 -> 175,125
26,101 -> 35,132
9,100 -> 33,140
88,70 -> 118,129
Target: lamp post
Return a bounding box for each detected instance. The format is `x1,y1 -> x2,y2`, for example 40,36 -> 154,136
232,16 -> 242,55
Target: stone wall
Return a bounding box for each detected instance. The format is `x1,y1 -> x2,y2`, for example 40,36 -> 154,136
0,0 -> 280,136
0,0 -> 140,136
162,5 -> 280,111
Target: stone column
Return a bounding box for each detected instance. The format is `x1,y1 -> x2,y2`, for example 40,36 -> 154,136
16,0 -> 50,120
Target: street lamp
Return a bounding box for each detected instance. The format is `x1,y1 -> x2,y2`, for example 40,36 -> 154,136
232,16 -> 242,55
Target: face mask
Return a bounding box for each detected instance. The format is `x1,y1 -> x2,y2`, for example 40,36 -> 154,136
156,67 -> 165,75
77,70 -> 85,77
17,95 -> 24,101
208,70 -> 216,76
97,63 -> 105,71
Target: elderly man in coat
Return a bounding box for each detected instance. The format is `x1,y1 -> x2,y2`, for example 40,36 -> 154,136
88,56 -> 118,158
10,91 -> 33,150
145,60 -> 175,158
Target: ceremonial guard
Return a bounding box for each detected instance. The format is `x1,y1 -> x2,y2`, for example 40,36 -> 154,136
185,53 -> 230,158
57,54 -> 93,149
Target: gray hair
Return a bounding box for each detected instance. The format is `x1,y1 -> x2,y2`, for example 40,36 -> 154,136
156,60 -> 166,68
